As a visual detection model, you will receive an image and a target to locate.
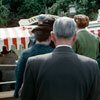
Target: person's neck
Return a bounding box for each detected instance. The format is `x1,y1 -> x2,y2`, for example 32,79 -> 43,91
55,38 -> 72,47
77,28 -> 86,31
36,40 -> 50,45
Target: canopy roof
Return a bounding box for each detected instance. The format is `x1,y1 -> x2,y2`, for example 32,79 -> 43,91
0,26 -> 37,52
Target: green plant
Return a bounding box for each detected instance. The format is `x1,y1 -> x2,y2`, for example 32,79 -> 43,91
0,5 -> 9,27
18,1 -> 42,18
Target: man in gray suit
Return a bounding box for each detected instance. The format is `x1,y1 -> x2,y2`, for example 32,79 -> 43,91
19,17 -> 100,100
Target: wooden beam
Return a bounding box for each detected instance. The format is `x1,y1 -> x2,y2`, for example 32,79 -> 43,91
0,90 -> 15,100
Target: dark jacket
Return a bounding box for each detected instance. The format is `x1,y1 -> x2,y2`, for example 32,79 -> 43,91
20,46 -> 100,100
14,44 -> 53,98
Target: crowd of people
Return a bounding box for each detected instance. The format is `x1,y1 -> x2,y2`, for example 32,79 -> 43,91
14,14 -> 100,100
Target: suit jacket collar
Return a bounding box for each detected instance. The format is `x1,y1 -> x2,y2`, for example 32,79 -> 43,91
53,46 -> 74,54
56,45 -> 72,48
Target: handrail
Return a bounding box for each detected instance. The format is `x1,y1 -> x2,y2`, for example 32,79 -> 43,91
0,64 -> 16,70
0,81 -> 16,85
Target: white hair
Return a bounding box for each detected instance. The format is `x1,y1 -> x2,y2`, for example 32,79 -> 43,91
53,17 -> 76,39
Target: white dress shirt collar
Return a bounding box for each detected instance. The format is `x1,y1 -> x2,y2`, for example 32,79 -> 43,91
56,45 -> 72,48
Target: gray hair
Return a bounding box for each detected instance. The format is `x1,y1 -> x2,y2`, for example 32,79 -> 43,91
53,17 -> 76,39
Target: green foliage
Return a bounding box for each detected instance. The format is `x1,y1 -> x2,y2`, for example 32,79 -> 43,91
48,0 -> 70,16
46,0 -> 56,3
48,0 -> 98,20
75,1 -> 88,15
17,1 -> 42,18
0,4 -> 9,27
0,1 -> 1,4
9,0 -> 24,11
89,12 -> 98,21
48,3 -> 59,15
2,0 -> 9,5
75,0 -> 97,20
0,0 -> 100,27
31,0 -> 56,4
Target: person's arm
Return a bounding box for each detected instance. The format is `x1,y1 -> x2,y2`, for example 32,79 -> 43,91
87,62 -> 100,100
14,52 -> 27,98
19,58 -> 36,100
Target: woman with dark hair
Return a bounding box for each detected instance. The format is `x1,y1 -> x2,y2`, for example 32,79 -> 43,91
14,25 -> 54,98
72,14 -> 99,59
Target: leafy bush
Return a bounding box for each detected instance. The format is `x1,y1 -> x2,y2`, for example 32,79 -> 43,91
48,0 -> 70,16
17,1 -> 42,18
0,5 -> 9,27
48,0 -> 98,20
1,0 -> 100,27
9,0 -> 24,11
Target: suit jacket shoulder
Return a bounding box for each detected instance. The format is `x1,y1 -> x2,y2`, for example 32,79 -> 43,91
20,46 -> 100,100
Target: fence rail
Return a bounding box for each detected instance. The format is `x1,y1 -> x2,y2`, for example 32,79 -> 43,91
0,64 -> 17,100
0,81 -> 16,85
0,64 -> 16,70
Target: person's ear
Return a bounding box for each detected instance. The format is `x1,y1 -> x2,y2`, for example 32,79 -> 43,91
51,31 -> 56,43
72,33 -> 77,43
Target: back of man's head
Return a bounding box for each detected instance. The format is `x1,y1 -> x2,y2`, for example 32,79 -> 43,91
53,17 -> 76,39
32,24 -> 52,42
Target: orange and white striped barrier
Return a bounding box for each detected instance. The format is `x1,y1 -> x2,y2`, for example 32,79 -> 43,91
0,27 -> 31,52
